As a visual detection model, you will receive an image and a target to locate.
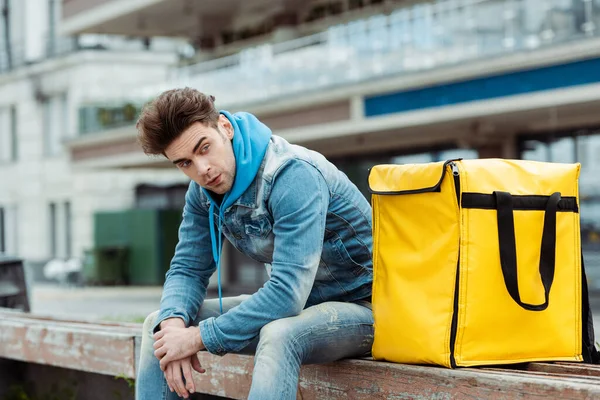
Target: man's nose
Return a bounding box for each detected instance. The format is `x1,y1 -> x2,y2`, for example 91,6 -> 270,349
195,159 -> 210,176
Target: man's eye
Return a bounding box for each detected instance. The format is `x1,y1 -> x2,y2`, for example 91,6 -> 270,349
201,145 -> 210,153
180,160 -> 191,168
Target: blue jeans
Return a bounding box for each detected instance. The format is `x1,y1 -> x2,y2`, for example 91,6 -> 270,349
136,296 -> 374,399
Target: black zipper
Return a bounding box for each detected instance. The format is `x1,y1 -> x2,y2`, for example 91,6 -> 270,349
368,159 -> 462,195
449,161 -> 461,368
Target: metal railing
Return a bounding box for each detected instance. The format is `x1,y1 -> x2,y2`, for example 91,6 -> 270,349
78,102 -> 143,135
80,0 -> 600,133
0,36 -> 81,74
0,34 -> 183,75
168,0 -> 600,106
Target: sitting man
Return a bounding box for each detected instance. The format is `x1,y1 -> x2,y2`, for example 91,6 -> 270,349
136,88 -> 374,399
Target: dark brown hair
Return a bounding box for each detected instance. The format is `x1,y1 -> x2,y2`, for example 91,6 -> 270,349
136,87 -> 219,156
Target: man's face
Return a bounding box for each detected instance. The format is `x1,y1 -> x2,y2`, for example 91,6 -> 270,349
165,115 -> 236,194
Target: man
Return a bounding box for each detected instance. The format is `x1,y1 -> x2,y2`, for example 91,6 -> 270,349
136,88 -> 374,399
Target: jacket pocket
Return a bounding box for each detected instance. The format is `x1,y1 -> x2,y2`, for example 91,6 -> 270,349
331,236 -> 371,277
242,215 -> 273,239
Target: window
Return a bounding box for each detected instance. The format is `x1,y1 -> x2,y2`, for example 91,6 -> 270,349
47,0 -> 58,56
0,205 -> 18,256
49,202 -> 57,257
0,207 -> 5,254
65,201 -> 71,258
549,136 -> 576,163
0,2 -> 11,72
135,184 -> 188,210
519,131 -> 600,288
10,106 -> 17,160
0,106 -> 17,162
49,201 -> 72,259
43,94 -> 68,156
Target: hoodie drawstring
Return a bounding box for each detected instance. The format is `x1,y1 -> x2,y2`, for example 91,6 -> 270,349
208,203 -> 224,314
202,111 -> 272,316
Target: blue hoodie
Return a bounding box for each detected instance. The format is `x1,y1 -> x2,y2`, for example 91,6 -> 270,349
202,110 -> 272,314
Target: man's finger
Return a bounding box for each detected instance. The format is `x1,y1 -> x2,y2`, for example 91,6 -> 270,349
160,353 -> 173,371
182,359 -> 196,394
173,361 -> 189,398
164,369 -> 173,393
167,363 -> 183,398
154,346 -> 167,361
166,364 -> 175,393
153,338 -> 164,350
191,354 -> 206,374
153,329 -> 165,341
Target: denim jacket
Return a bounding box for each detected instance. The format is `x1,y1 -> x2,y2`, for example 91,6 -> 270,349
154,135 -> 373,355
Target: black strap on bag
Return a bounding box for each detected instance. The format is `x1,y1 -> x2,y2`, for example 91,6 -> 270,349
493,190 -> 600,362
494,191 -> 561,311
581,256 -> 600,363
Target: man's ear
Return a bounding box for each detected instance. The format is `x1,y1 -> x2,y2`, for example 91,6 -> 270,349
219,115 -> 234,139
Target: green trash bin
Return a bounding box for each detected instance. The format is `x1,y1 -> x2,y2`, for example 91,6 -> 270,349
93,209 -> 182,286
83,246 -> 129,285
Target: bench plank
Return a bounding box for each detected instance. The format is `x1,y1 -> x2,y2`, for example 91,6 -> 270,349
527,362 -> 600,377
0,314 -> 141,335
0,317 -> 137,378
192,353 -> 600,400
0,308 -> 142,331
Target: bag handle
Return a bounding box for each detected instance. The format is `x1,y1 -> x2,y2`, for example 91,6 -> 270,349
494,191 -> 561,311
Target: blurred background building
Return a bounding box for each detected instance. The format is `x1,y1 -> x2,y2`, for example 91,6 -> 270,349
1,0 -> 600,291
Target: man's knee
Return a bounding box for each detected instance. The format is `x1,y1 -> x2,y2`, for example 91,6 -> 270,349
195,299 -> 222,322
256,319 -> 305,365
195,295 -> 251,323
259,318 -> 296,347
142,310 -> 160,336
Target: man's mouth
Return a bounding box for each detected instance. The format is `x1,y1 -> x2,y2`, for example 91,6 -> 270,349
207,174 -> 221,186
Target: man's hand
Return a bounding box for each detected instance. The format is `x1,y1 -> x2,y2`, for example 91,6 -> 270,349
154,325 -> 205,370
163,355 -> 206,398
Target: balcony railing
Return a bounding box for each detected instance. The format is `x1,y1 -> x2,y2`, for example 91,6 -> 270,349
78,102 -> 143,135
170,0 -> 599,104
79,0 -> 600,134
62,0 -> 110,20
0,37 -> 82,74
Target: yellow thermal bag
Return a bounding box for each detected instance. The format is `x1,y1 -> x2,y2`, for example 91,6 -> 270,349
368,158 -> 599,367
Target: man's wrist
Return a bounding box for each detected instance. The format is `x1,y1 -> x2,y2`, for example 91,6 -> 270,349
194,327 -> 206,352
160,317 -> 185,330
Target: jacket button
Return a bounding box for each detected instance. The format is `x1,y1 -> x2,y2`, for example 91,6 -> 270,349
233,234 -> 241,240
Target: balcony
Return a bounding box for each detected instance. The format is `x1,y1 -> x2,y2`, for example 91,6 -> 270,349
77,0 -> 600,135
61,0 -> 277,38
0,37 -> 80,75
60,0 -> 404,51
175,0 -> 600,106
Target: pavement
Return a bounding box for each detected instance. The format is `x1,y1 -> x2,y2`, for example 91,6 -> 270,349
28,283 -> 254,323
30,283 -> 163,323
29,283 -> 600,342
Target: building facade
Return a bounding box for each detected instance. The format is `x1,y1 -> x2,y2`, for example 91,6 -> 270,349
59,0 -> 600,285
0,0 -> 189,276
4,0 -> 600,287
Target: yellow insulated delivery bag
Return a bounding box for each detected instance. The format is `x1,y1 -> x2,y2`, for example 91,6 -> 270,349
368,158 -> 600,367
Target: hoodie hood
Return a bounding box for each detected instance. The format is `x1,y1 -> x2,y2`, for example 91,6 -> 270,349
201,110 -> 272,209
204,111 -> 272,313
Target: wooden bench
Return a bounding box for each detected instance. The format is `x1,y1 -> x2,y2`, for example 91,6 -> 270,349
2,308 -> 600,399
